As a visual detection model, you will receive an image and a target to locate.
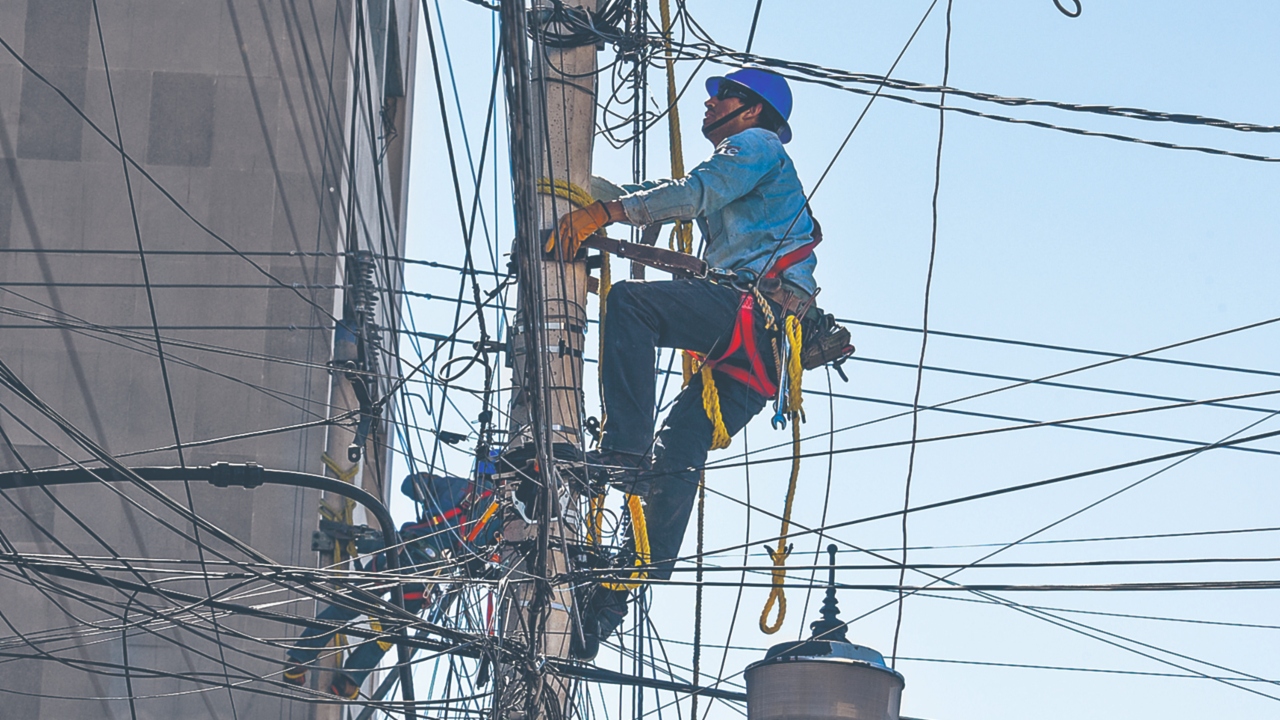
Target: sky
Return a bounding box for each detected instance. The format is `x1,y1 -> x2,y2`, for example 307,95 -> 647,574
397,2 -> 1280,718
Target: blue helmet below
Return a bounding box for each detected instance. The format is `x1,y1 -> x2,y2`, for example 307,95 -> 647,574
705,67 -> 793,144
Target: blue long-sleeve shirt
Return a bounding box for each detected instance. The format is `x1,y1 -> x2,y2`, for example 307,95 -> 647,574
618,128 -> 817,296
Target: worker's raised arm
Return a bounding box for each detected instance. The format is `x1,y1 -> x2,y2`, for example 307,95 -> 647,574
617,128 -> 780,226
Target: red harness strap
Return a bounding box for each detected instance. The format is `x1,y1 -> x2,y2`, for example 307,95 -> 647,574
701,221 -> 823,397
763,229 -> 820,280
404,489 -> 495,530
702,293 -> 778,397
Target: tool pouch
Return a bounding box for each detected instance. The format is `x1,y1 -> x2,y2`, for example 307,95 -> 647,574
800,309 -> 855,371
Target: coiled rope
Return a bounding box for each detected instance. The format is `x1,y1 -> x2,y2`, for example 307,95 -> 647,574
759,315 -> 804,634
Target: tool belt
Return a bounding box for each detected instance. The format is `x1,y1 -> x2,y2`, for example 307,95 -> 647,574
580,235 -> 706,277
757,278 -> 855,372
797,308 -> 855,371
757,277 -> 809,317
582,215 -> 855,381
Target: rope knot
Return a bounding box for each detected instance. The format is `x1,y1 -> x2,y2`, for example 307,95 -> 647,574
765,542 -> 792,566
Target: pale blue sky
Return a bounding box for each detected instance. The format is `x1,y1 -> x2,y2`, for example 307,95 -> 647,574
399,3 -> 1280,718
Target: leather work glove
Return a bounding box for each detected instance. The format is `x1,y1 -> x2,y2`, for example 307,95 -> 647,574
546,201 -> 617,259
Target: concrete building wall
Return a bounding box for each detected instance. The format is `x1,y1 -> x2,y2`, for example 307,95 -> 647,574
0,1 -> 416,717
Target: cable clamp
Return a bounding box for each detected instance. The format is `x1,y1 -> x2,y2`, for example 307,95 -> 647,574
208,462 -> 264,489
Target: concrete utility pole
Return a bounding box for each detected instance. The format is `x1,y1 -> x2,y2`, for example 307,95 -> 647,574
495,0 -> 598,718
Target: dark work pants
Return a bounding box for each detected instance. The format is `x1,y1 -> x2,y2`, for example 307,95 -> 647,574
600,279 -> 771,580
287,553 -> 426,686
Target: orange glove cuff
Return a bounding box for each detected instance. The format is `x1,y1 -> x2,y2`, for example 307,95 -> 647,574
547,201 -> 612,259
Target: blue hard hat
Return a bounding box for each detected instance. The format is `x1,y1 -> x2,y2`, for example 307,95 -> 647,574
706,68 -> 793,144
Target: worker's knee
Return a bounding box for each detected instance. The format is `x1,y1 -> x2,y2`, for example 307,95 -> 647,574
605,279 -> 642,314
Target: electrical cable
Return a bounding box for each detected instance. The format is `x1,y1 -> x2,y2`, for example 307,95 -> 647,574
894,0 -> 952,666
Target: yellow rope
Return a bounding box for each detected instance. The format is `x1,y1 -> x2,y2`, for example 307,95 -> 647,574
759,419 -> 802,634
785,315 -> 805,417
760,318 -> 804,634
661,0 -> 724,456
602,494 -> 651,591
535,177 -> 594,209
661,0 -> 702,403
658,0 -> 694,255
321,453 -> 360,483
700,365 -> 732,450
752,287 -> 778,331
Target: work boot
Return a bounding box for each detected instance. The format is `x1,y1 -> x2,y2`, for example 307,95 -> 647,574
591,588 -> 630,643
583,449 -> 652,495
282,663 -> 307,687
569,587 -> 630,661
329,672 -> 360,700
570,608 -> 600,661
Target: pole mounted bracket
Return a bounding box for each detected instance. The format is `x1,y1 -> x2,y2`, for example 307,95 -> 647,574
312,518 -> 381,553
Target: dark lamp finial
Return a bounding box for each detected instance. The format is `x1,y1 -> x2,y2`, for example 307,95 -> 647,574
808,544 -> 848,643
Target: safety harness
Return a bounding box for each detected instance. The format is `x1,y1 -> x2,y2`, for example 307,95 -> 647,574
692,222 -> 823,401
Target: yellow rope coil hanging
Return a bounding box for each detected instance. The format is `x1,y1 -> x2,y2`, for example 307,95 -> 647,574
602,493 -> 651,591
657,0 -> 693,256
760,319 -> 804,634
700,364 -> 732,450
658,0 -> 703,399
759,419 -> 802,634
785,315 -> 805,416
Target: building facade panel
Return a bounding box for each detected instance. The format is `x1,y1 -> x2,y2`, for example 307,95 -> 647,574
0,0 -> 418,716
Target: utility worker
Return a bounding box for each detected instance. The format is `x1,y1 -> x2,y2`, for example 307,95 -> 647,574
282,524 -> 436,699
548,68 -> 818,659
284,471 -> 499,696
